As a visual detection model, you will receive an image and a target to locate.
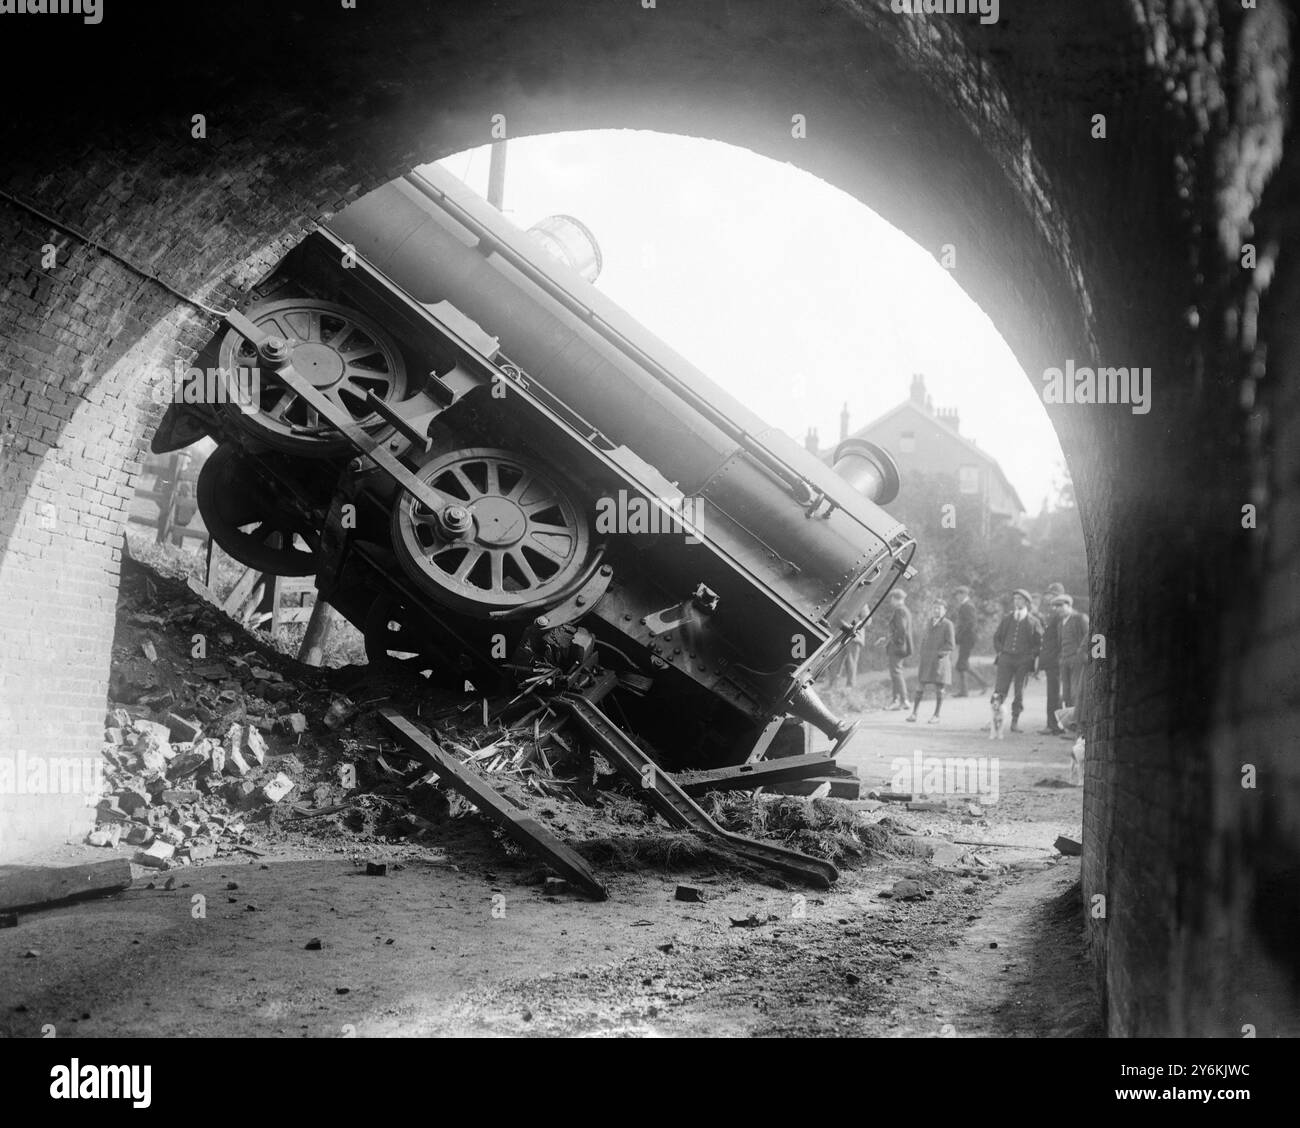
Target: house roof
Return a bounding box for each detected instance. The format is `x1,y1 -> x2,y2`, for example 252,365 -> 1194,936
847,398 -> 1026,515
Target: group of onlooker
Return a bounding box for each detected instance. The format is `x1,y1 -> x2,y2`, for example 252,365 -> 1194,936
835,583 -> 1089,734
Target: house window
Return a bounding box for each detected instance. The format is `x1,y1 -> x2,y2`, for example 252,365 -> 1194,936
958,465 -> 980,494
899,431 -> 915,454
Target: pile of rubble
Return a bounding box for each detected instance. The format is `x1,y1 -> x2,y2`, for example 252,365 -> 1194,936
94,707 -> 302,868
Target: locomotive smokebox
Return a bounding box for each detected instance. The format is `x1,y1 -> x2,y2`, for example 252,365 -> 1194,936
831,438 -> 901,506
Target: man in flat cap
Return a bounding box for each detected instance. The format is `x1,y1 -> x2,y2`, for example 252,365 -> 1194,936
951,585 -> 986,697
992,588 -> 1042,732
1055,593 -> 1090,729
1038,582 -> 1066,734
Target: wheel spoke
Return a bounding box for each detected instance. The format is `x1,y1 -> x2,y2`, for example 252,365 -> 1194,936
340,344 -> 382,363
451,466 -> 481,498
528,521 -> 572,537
489,550 -> 504,592
345,363 -> 391,388
506,472 -> 532,501
454,547 -> 484,581
524,535 -> 568,565
266,391 -> 295,421
510,549 -> 540,587
484,459 -> 500,497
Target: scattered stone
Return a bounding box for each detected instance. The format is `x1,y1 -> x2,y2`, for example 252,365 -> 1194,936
280,713 -> 308,735
86,827 -> 120,848
887,879 -> 926,901
226,882 -> 239,890
95,799 -> 129,824
729,913 -> 778,928
163,876 -> 176,891
260,772 -> 295,804
165,751 -> 208,780
116,787 -> 150,813
187,842 -> 218,862
125,825 -> 154,847
224,749 -> 251,778
0,913 -> 17,928
140,639 -> 158,663
365,862 -> 387,877
23,949 -> 39,958
335,986 -> 350,995
105,727 -> 124,746
244,726 -> 268,767
166,713 -> 203,743
194,663 -> 231,680
1054,835 -> 1082,856
135,841 -> 175,869
245,904 -> 258,912
323,697 -> 355,730
305,937 -> 322,950
160,789 -> 201,806
674,884 -> 705,903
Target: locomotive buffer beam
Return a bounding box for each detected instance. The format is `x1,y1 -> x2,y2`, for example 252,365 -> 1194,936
557,694 -> 838,890
378,707 -> 608,901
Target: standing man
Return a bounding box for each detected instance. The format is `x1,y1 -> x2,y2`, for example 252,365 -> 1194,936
880,589 -> 913,711
992,588 -> 1043,733
1055,593 -> 1090,730
951,586 -> 986,697
830,624 -> 866,688
1038,582 -> 1065,734
908,596 -> 955,724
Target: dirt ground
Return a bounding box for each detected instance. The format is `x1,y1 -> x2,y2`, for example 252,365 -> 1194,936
1,665 -> 1098,1038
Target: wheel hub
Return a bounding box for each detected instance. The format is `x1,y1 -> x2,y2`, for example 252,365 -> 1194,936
290,341 -> 346,387
470,496 -> 526,547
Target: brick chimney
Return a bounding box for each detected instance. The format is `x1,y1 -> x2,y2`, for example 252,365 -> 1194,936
804,426 -> 820,454
936,406 -> 961,432
910,373 -> 926,407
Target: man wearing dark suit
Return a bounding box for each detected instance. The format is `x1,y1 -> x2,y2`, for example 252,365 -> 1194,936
992,588 -> 1043,733
1038,582 -> 1065,733
880,589 -> 913,711
1055,593 -> 1090,727
951,585 -> 985,697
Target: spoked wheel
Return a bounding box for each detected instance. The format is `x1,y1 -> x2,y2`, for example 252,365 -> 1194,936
216,299 -> 408,456
390,447 -> 591,620
197,444 -> 322,576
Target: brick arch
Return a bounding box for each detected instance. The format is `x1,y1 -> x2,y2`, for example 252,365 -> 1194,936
0,1 -> 1295,1035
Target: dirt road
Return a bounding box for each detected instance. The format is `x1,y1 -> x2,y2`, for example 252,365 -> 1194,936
1,678 -> 1096,1037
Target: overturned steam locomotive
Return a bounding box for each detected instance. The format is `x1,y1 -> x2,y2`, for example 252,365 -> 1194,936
154,164 -> 914,772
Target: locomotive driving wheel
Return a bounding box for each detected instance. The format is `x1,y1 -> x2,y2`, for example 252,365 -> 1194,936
197,444 -> 322,576
390,447 -> 591,619
216,299 -> 408,456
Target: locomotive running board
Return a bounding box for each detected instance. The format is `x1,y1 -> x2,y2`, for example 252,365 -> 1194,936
556,695 -> 839,890
378,707 -> 608,901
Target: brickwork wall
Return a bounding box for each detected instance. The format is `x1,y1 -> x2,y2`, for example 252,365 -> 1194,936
0,0 -> 1295,1031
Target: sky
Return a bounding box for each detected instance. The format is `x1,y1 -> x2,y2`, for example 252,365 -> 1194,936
426,130 -> 1064,513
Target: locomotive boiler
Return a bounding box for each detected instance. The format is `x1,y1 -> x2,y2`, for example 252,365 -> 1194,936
153,163 -> 915,770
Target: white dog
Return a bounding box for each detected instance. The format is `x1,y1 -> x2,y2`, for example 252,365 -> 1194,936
1068,735 -> 1085,785
989,693 -> 1006,740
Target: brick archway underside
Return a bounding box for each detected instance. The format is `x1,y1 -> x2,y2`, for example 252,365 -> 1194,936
0,1 -> 1296,1035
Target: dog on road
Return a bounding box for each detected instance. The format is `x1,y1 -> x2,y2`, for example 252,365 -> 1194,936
989,692 -> 1006,740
